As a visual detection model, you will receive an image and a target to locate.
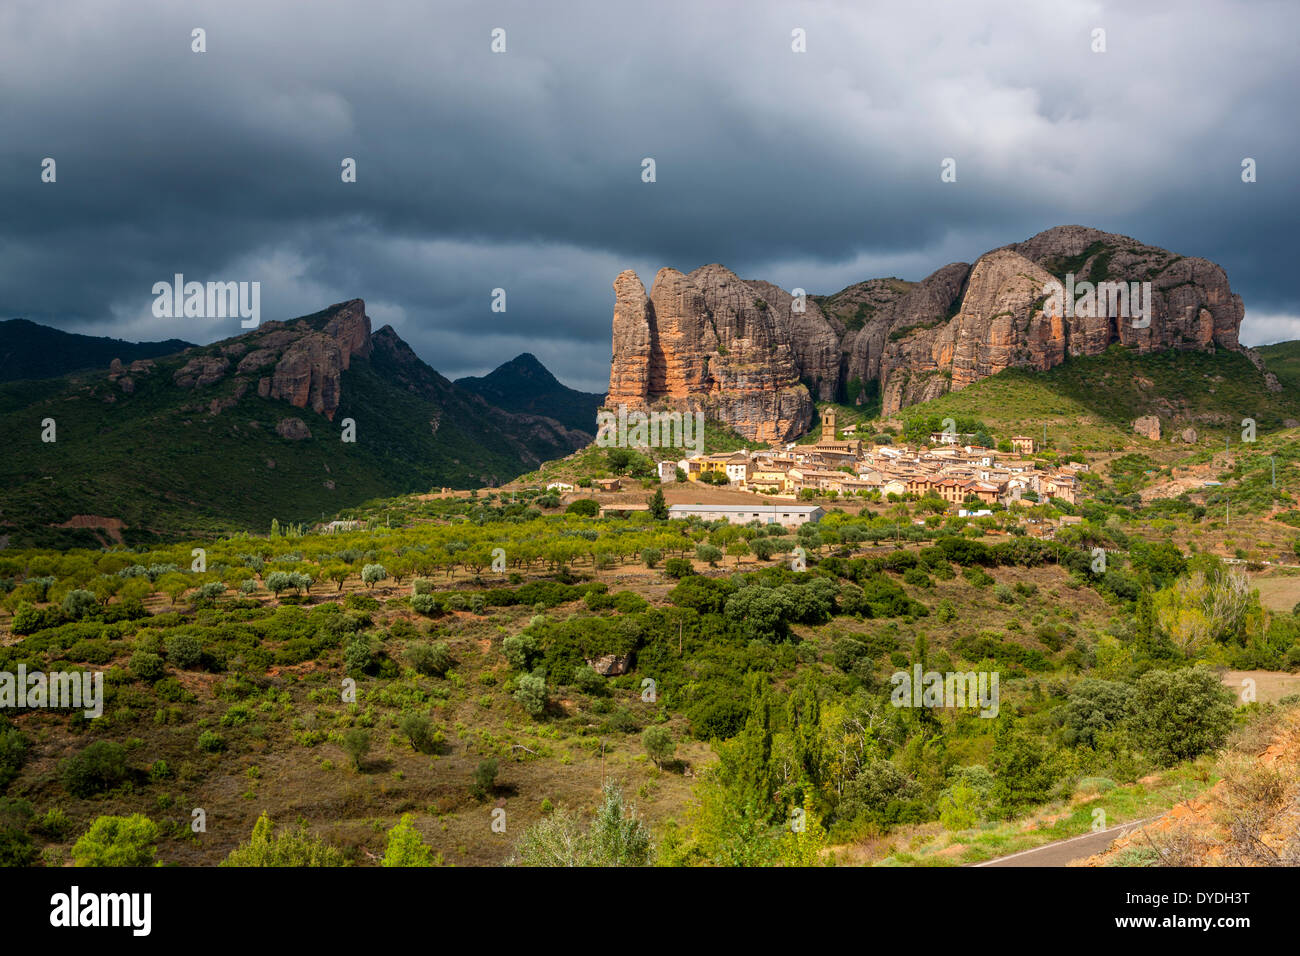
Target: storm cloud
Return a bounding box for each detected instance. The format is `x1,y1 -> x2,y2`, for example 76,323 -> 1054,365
2,0 -> 1296,391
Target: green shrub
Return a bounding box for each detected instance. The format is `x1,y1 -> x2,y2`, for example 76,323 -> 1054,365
197,730 -> 226,753
341,728 -> 370,770
410,593 -> 441,616
382,814 -> 437,867
0,727 -> 29,790
71,814 -> 159,867
571,664 -> 606,695
406,641 -> 453,677
60,740 -> 129,797
220,813 -> 348,867
664,558 -> 694,578
399,714 -> 436,753
514,673 -> 547,716
164,633 -> 203,669
471,758 -> 499,800
61,589 -> 98,620
130,649 -> 166,683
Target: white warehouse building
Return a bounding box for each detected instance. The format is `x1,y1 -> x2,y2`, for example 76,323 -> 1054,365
667,503 -> 824,528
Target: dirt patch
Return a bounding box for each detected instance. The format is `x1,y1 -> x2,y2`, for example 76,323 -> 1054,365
52,514 -> 126,545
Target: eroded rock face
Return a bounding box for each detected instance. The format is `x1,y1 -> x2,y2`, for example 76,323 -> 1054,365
1133,415 -> 1162,440
262,299 -> 372,420
609,226 -> 1252,427
606,265 -> 813,442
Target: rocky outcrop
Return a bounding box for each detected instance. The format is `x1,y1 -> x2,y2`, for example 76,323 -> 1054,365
262,300 -> 372,421
606,266 -> 813,442
276,417 -> 312,440
586,653 -> 632,676
1133,415 -> 1162,440
173,355 -> 230,388
1243,347 -> 1283,392
608,226 -> 1254,429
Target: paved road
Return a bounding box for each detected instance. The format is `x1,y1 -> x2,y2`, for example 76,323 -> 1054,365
970,815 -> 1162,867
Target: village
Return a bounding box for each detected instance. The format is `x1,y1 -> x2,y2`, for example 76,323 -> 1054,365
544,410 -> 1092,534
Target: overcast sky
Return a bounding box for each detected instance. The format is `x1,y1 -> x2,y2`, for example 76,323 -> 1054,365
2,0 -> 1297,392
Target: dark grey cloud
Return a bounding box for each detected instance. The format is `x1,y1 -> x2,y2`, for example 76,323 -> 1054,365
1,0 -> 1297,393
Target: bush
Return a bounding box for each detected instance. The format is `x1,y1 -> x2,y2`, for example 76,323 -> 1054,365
130,649 -> 166,683
0,727 -> 30,789
0,798 -> 35,866
471,758 -> 499,800
994,584 -> 1016,604
410,593 -> 441,616
641,548 -> 662,569
196,581 -> 227,602
1129,667 -> 1235,766
61,589 -> 98,620
1059,679 -> 1134,748
341,728 -> 371,770
344,636 -> 373,677
566,499 -> 599,517
60,740 -> 130,797
514,673 -> 547,716
511,782 -> 651,866
220,813 -> 348,867
406,641 -> 453,677
664,558 -> 694,578
399,714 -> 437,753
571,664 -> 606,695
902,568 -> 933,589
11,602 -> 46,635
164,633 -> 203,669
71,814 -> 159,867
197,730 -> 226,753
382,814 -> 436,867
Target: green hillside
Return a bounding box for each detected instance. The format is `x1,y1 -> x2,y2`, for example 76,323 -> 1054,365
0,309 -> 582,549
1257,340 -> 1300,393
884,345 -> 1300,452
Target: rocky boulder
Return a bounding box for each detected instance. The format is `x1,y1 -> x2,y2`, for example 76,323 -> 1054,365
275,417 -> 312,440
586,653 -> 632,677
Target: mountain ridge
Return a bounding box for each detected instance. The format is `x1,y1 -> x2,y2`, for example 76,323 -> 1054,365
0,317 -> 193,383
455,352 -> 604,435
0,301 -> 589,547
605,225 -> 1257,440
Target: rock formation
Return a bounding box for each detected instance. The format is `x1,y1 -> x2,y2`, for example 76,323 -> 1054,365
1133,415 -> 1162,440
608,226 -> 1255,432
606,266 -> 814,442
